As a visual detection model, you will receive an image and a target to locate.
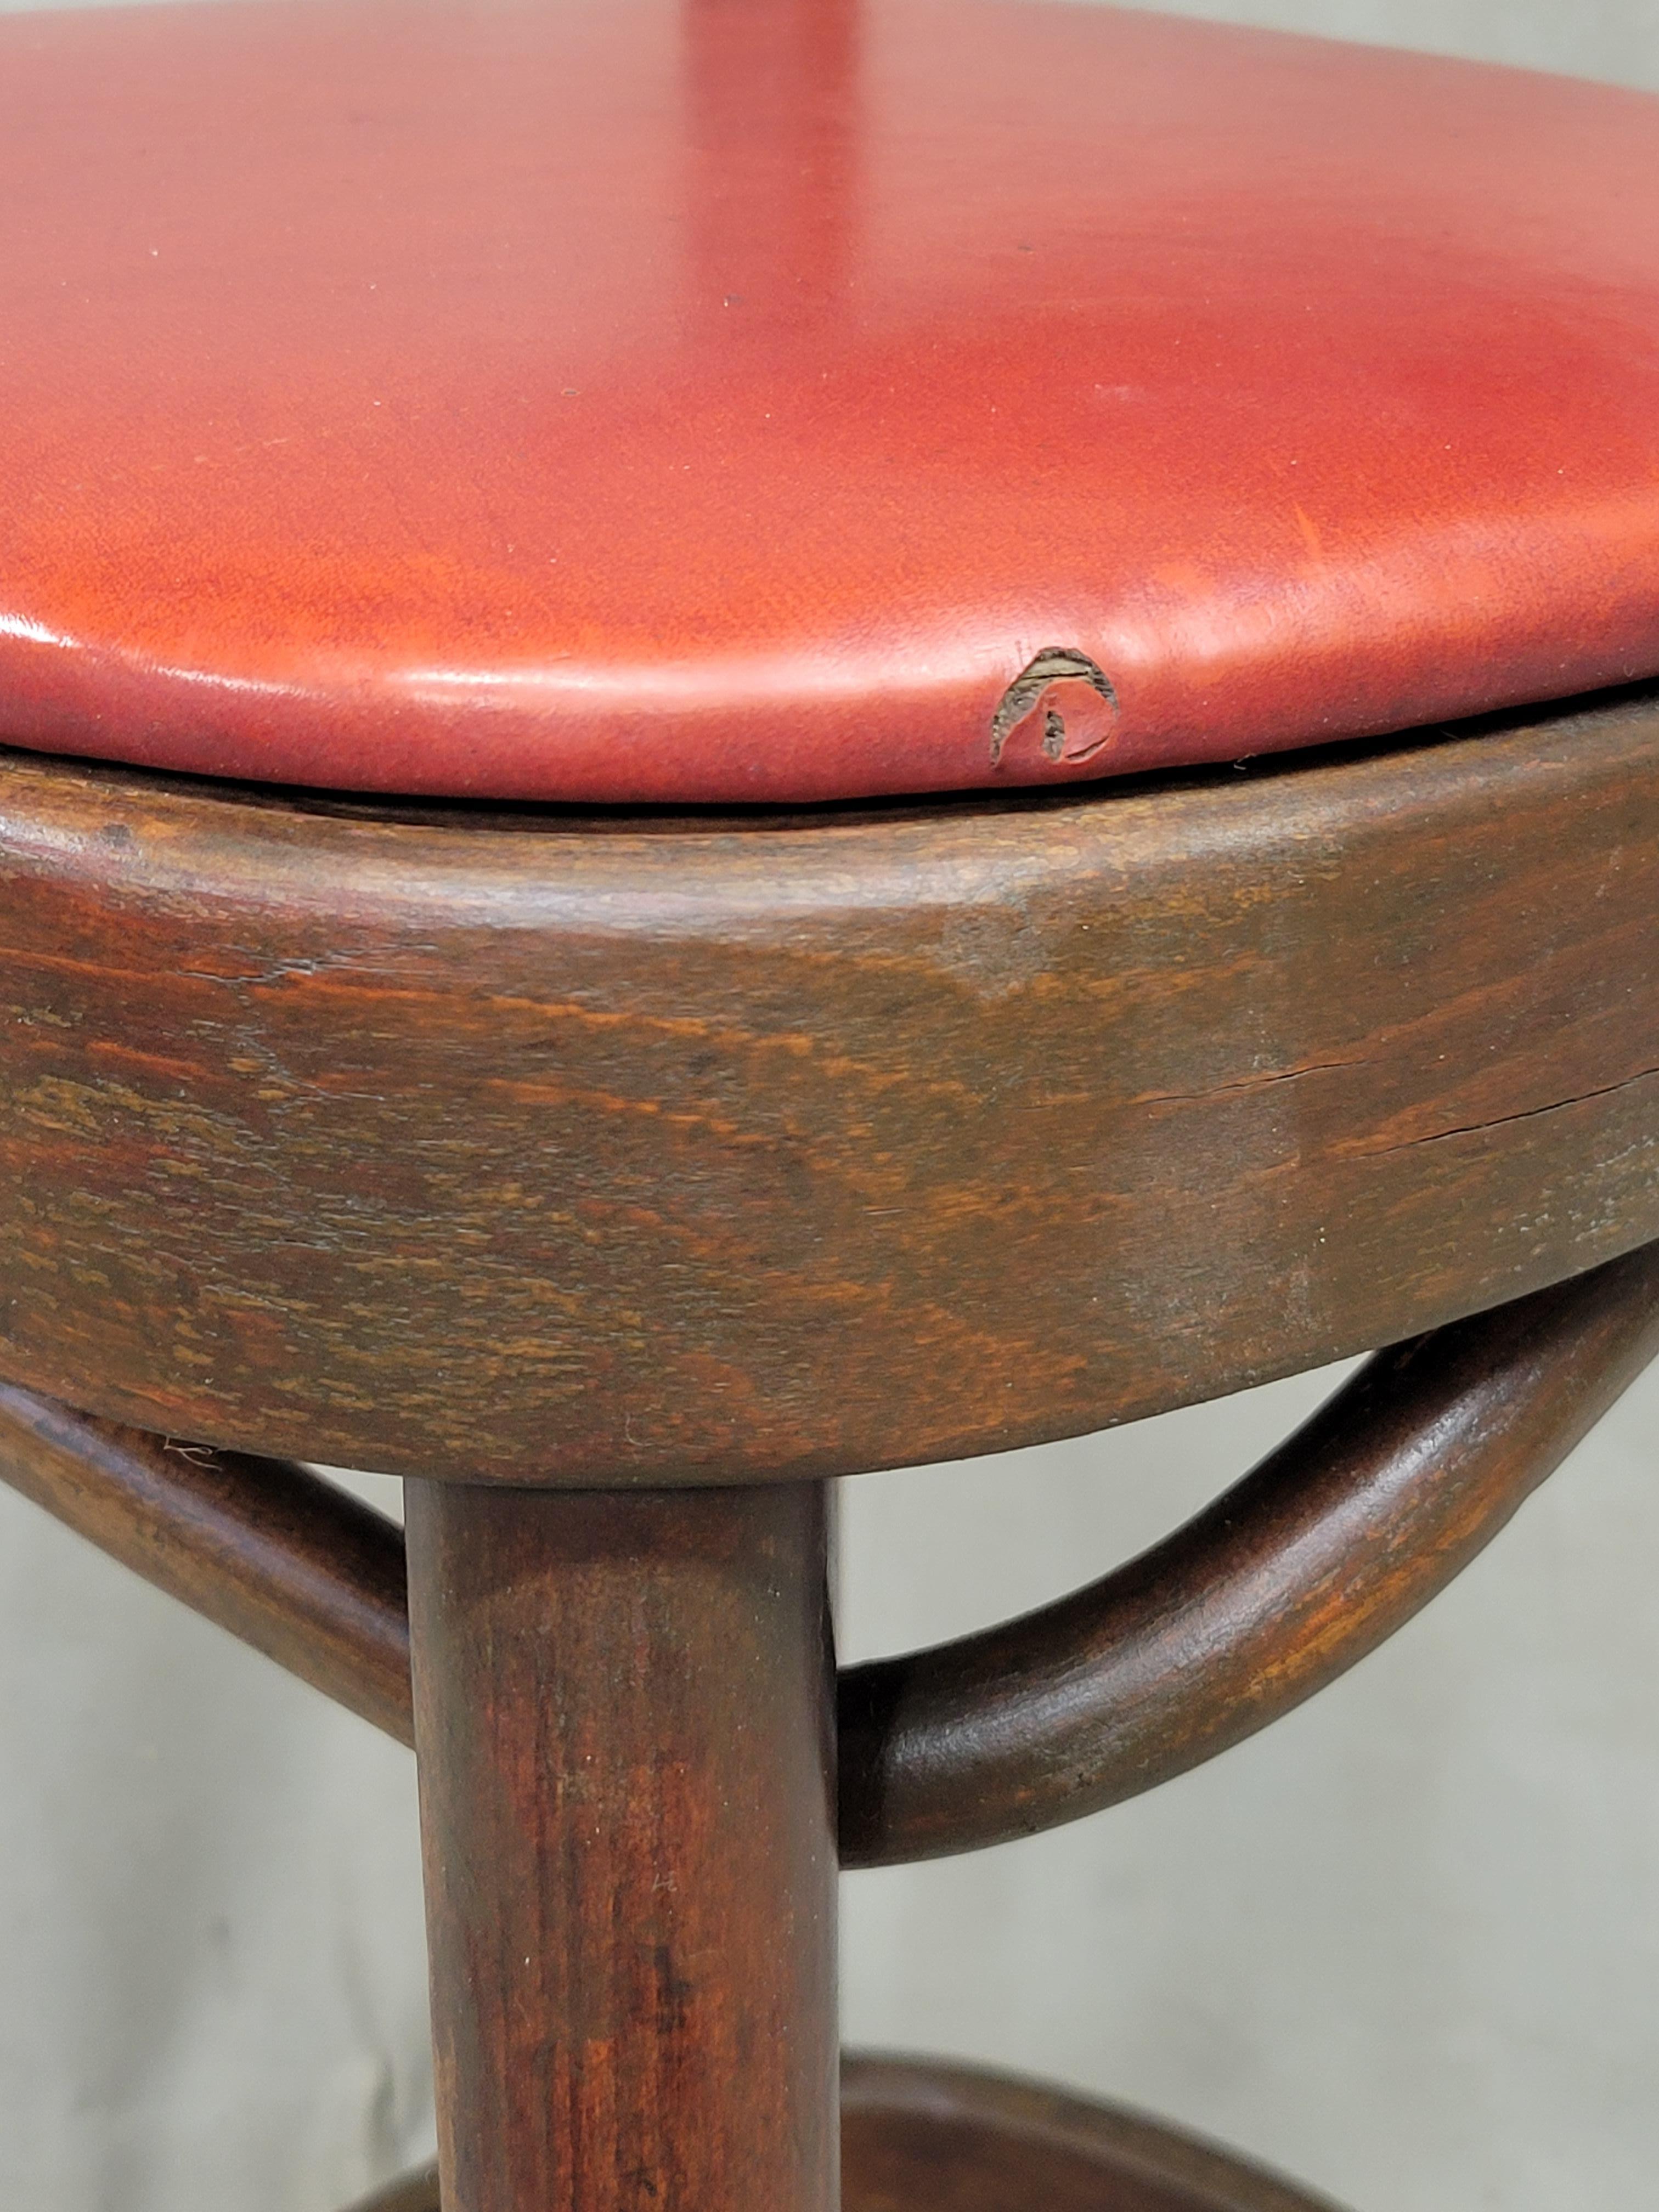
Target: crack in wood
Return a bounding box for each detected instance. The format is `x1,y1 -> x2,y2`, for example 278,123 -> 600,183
1372,1062 -> 1659,1154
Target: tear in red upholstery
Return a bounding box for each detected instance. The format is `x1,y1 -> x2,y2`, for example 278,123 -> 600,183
2,0 -> 1657,803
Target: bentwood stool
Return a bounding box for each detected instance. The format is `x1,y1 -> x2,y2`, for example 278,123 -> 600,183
2,1 -> 1658,2206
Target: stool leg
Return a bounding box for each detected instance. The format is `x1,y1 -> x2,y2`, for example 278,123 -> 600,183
404,1481 -> 837,2212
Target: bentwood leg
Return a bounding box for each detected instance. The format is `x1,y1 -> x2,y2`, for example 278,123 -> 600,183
404,1482 -> 838,2212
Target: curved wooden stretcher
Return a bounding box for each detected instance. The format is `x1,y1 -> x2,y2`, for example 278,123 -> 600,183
1,695 -> 1656,2207
3,0 -> 1659,2203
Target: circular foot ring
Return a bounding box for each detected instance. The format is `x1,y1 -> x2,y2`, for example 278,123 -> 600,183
843,2054 -> 1350,2210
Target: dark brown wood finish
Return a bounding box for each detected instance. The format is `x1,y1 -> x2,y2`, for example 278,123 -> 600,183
1,686 -> 1656,1486
0,692 -> 1653,2212
840,2055 -> 1349,2212
840,1239 -> 1659,1863
0,1384 -> 412,1743
405,1480 -> 837,2212
4,1240 -> 1656,1863
342,2050 -> 1348,2212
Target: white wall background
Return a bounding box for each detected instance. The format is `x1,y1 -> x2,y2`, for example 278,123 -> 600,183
1129,0 -> 1659,86
1,2 -> 1657,2209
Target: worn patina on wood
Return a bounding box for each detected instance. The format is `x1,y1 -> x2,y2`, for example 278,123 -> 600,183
4,1242 -> 1656,1869
0,688 -> 1655,1485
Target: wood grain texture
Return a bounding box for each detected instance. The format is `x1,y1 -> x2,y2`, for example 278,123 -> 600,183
0,1383 -> 411,1742
338,2052 -> 1347,2212
1,689 -> 1657,1486
406,1480 -> 837,2212
7,1242 -> 1654,1862
839,1239 -> 1659,1864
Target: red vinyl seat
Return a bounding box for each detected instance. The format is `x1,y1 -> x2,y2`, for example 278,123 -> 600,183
2,0 -> 1658,806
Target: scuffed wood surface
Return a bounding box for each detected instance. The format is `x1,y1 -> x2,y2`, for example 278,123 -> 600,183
0,689 -> 1656,1483
4,1244 -> 1656,1863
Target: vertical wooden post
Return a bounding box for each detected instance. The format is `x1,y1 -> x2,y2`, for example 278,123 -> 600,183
405,1481 -> 837,2212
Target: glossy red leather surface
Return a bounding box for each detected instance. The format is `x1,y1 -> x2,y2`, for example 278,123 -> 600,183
3,0 -> 1659,804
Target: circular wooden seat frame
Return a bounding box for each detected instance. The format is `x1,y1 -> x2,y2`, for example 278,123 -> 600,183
2,682 -> 1657,2209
